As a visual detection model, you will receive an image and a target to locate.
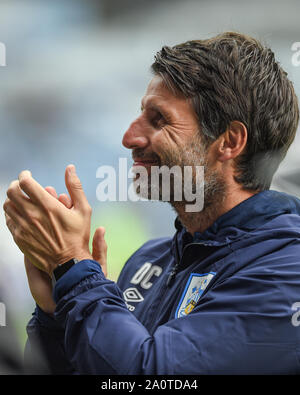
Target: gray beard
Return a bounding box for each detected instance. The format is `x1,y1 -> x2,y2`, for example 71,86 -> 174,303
132,133 -> 227,231
171,167 -> 227,233
133,162 -> 227,231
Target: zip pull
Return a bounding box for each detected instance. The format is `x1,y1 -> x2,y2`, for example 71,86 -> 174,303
166,265 -> 179,287
166,271 -> 176,287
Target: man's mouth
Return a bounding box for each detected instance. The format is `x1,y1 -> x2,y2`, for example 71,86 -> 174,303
133,158 -> 160,168
132,150 -> 161,168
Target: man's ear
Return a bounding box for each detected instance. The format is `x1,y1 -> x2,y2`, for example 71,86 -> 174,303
217,121 -> 247,162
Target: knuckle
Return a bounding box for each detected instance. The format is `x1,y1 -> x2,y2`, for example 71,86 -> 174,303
3,198 -> 13,213
3,199 -> 9,212
6,180 -> 18,198
84,204 -> 92,215
29,212 -> 40,224
71,180 -> 83,191
13,227 -> 21,242
40,198 -> 55,213
47,202 -> 57,214
6,189 -> 12,200
5,215 -> 11,227
19,176 -> 31,190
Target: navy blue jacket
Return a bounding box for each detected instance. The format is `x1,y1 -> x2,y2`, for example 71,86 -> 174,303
25,190 -> 300,374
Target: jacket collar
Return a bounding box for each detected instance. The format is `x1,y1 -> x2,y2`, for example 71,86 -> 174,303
173,190 -> 300,253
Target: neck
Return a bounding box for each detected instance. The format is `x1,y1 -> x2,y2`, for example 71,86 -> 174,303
172,187 -> 257,235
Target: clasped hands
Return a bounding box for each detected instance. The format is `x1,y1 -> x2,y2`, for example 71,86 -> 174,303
3,164 -> 107,314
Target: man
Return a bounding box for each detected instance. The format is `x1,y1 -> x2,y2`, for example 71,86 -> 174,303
3,32 -> 300,374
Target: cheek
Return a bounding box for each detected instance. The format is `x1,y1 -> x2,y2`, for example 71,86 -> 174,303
152,126 -> 182,149
150,130 -> 175,160
150,130 -> 185,166
153,122 -> 200,156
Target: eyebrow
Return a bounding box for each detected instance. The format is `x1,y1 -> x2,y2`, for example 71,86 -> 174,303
140,98 -> 167,114
141,104 -> 162,113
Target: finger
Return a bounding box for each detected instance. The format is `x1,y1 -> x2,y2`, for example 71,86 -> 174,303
58,193 -> 73,209
92,227 -> 107,260
65,165 -> 90,212
6,180 -> 31,207
3,199 -> 26,226
18,170 -> 55,206
45,186 -> 73,209
45,186 -> 58,199
92,227 -> 107,277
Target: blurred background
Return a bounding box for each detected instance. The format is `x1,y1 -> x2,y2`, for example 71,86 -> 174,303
0,0 -> 299,353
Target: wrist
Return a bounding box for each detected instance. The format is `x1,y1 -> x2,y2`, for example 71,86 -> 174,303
53,251 -> 93,269
52,253 -> 93,283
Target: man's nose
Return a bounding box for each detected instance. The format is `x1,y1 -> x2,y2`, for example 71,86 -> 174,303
122,117 -> 149,149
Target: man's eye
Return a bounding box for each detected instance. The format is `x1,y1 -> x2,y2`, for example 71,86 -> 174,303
152,112 -> 165,127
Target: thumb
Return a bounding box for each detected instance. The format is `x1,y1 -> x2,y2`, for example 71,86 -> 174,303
92,227 -> 107,277
65,164 -> 88,210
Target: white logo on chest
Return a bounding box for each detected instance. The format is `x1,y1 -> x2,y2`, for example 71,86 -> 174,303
123,262 -> 163,311
130,262 -> 163,289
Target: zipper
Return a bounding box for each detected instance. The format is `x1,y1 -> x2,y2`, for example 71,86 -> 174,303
147,230 -> 181,333
166,230 -> 181,287
148,233 -> 211,333
167,240 -> 209,287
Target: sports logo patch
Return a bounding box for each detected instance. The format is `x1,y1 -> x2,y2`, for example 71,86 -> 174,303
123,287 -> 144,303
123,287 -> 144,312
175,272 -> 216,319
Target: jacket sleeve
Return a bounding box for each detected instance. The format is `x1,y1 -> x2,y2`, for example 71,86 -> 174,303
24,305 -> 76,374
49,259 -> 299,375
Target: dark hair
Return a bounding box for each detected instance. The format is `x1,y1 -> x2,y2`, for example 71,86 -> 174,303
151,32 -> 299,191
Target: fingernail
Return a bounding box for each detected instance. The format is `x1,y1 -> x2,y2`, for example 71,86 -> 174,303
68,164 -> 76,174
20,170 -> 32,179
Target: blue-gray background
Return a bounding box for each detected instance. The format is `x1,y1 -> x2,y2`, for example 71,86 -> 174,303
0,0 -> 299,346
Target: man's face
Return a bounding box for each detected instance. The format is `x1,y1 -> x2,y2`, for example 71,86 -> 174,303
122,75 -> 225,209
122,75 -> 203,168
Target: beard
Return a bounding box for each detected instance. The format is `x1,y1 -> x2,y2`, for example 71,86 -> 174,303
131,133 -> 227,215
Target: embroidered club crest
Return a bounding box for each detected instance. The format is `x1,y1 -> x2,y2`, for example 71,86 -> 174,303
175,272 -> 215,318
